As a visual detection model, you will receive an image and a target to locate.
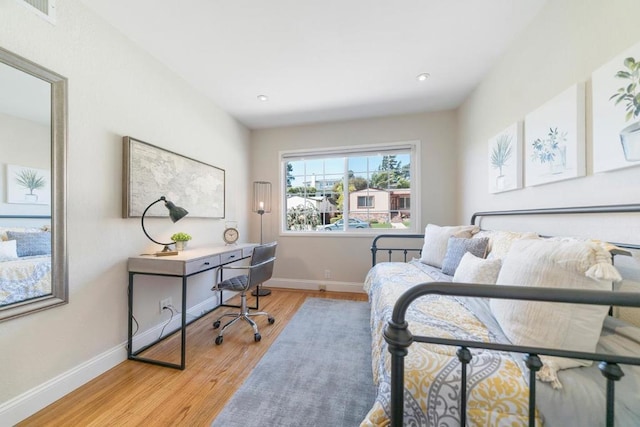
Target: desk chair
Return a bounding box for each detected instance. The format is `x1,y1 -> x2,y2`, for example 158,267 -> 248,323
212,241 -> 277,345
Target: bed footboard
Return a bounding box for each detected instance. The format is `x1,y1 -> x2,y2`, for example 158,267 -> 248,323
384,283 -> 640,427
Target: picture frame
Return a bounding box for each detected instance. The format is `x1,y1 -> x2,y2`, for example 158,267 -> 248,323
6,164 -> 51,205
592,40 -> 640,173
122,136 -> 225,218
488,122 -> 522,194
524,83 -> 585,187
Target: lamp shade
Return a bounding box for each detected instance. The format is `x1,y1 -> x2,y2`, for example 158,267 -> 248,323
141,196 -> 189,251
253,181 -> 272,213
165,200 -> 189,222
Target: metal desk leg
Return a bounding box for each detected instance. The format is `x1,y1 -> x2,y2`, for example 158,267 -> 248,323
127,272 -> 134,359
180,276 -> 187,369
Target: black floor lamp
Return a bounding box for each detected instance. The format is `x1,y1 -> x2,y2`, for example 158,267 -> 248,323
252,181 -> 272,296
141,196 -> 189,256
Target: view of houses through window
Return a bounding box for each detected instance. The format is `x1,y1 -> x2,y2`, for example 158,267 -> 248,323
282,143 -> 416,232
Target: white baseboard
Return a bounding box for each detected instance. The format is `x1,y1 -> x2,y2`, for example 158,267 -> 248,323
266,277 -> 366,294
0,295 -> 226,426
0,344 -> 126,426
0,281 -> 356,425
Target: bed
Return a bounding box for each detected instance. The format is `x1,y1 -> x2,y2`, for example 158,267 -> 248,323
0,219 -> 52,306
362,205 -> 640,427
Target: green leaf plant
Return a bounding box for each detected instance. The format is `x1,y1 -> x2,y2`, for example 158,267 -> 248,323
15,168 -> 46,194
490,134 -> 513,176
610,56 -> 640,122
170,232 -> 192,242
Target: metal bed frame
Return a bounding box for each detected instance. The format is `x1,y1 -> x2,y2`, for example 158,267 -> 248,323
370,204 -> 640,427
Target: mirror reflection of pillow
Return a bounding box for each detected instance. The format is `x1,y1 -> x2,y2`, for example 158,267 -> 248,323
0,226 -> 44,241
5,231 -> 51,257
0,239 -> 19,261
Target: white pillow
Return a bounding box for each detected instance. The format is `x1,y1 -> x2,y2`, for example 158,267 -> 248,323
453,252 -> 502,284
419,224 -> 479,268
474,230 -> 539,259
0,239 -> 19,261
490,239 -> 622,389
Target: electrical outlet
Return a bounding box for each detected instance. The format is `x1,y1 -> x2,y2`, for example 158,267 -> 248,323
160,297 -> 172,314
324,269 -> 331,279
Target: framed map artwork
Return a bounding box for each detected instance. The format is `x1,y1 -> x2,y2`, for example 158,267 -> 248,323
122,136 -> 225,218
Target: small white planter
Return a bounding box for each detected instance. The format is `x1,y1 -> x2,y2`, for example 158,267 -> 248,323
175,241 -> 188,251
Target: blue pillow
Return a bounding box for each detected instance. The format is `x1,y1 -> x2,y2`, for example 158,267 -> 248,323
6,231 -> 51,257
441,236 -> 489,276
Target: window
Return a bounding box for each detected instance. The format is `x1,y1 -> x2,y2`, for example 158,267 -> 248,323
281,141 -> 419,233
357,196 -> 374,208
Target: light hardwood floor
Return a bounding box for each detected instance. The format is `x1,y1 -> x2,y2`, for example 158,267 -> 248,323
18,289 -> 368,427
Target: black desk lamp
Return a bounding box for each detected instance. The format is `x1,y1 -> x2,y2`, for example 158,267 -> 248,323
141,196 -> 188,255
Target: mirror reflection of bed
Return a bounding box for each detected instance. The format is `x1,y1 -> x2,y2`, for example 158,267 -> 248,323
0,55 -> 53,310
0,219 -> 52,306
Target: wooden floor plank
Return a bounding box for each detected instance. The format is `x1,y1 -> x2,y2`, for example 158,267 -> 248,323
18,289 -> 368,427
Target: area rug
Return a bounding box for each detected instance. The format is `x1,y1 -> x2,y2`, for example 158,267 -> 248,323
211,297 -> 376,427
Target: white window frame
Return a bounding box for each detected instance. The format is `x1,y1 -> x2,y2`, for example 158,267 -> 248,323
279,140 -> 421,236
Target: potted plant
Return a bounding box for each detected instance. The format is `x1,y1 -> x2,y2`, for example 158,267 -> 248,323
15,168 -> 46,203
170,232 -> 192,251
490,134 -> 513,189
530,127 -> 567,174
610,56 -> 640,161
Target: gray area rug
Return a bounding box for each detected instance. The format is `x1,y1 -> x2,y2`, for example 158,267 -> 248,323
211,298 -> 375,427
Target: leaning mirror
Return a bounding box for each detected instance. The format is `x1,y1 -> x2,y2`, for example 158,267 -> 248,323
0,46 -> 67,321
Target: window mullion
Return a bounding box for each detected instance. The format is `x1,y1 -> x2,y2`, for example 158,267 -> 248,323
342,157 -> 349,231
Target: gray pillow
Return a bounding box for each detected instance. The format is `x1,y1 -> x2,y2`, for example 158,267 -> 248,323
6,231 -> 51,257
441,236 -> 489,276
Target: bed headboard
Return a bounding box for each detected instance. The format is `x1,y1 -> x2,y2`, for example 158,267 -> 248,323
371,203 -> 640,325
470,203 -> 640,252
0,214 -> 51,228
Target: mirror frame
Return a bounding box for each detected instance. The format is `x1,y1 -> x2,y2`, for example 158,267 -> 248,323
0,46 -> 68,322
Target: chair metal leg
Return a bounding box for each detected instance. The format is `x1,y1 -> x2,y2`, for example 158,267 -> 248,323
213,291 -> 275,345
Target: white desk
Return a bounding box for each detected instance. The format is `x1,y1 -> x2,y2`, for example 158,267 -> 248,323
127,243 -> 257,369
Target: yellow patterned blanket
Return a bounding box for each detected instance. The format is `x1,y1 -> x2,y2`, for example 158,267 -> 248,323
0,255 -> 51,305
362,261 -> 542,426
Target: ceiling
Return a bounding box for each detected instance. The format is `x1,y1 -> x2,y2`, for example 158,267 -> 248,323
78,0 -> 548,130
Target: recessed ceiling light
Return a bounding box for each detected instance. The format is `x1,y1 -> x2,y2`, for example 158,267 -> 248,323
257,94 -> 269,101
416,73 -> 430,82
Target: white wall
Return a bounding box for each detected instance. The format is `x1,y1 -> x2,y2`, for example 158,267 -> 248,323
250,111 -> 458,289
0,0 -> 250,422
0,113 -> 50,216
458,0 -> 640,221
457,0 -> 640,326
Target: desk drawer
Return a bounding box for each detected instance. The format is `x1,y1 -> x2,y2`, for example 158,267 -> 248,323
185,255 -> 220,275
220,250 -> 242,264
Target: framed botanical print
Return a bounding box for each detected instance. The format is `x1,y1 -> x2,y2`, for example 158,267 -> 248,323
488,122 -> 522,193
593,40 -> 640,173
524,83 -> 585,186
